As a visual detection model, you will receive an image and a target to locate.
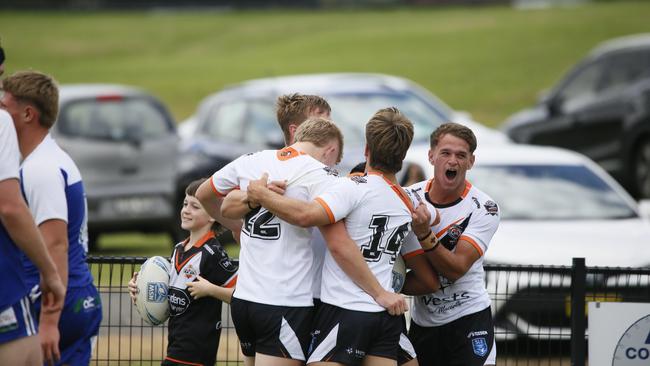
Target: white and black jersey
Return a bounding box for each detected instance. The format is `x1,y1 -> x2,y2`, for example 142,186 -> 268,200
407,179 -> 500,327
210,147 -> 338,307
316,172 -> 415,312
165,232 -> 238,366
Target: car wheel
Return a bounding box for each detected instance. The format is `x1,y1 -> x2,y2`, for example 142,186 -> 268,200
635,138 -> 650,198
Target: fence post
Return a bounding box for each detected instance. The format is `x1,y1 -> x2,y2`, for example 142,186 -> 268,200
570,257 -> 586,366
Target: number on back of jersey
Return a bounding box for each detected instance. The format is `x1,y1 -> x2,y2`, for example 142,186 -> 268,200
361,215 -> 409,263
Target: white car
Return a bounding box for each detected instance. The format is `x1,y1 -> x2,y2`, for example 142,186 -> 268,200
176,73 -> 508,191
404,143 -> 650,339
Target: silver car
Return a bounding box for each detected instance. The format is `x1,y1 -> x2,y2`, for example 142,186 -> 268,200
54,84 -> 178,249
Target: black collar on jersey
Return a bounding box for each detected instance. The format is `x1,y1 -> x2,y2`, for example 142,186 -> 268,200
425,191 -> 463,208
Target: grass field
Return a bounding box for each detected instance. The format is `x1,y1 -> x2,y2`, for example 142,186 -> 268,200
1,1 -> 649,127
3,1 -> 649,256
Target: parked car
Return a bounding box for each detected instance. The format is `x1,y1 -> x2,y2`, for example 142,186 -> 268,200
54,84 -> 179,249
177,72 -> 508,212
404,143 -> 650,340
501,33 -> 650,199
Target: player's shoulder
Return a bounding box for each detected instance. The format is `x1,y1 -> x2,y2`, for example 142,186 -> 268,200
406,179 -> 429,194
466,183 -> 500,219
203,238 -> 238,272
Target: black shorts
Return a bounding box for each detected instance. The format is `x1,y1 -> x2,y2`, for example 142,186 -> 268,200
307,302 -> 402,365
408,306 -> 495,366
397,315 -> 416,365
230,297 -> 314,361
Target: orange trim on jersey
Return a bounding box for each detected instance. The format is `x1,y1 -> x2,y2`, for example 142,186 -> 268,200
164,356 -> 203,366
175,252 -> 198,273
460,235 -> 484,257
277,146 -> 306,161
434,217 -> 465,235
348,172 -> 365,177
193,231 -> 215,248
315,197 -> 336,224
368,172 -> 414,212
222,274 -> 238,288
425,178 -> 434,193
209,178 -> 227,198
403,249 -> 424,260
461,180 -> 472,199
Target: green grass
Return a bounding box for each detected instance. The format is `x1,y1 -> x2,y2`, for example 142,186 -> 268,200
1,1 -> 649,127
3,2 -> 649,256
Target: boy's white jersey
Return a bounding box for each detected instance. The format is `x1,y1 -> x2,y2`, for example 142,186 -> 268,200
407,179 -> 500,327
316,172 -> 415,312
210,147 -> 338,307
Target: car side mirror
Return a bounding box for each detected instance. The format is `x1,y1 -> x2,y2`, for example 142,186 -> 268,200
638,199 -> 650,221
546,96 -> 564,117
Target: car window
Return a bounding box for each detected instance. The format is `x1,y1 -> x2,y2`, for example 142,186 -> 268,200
58,98 -> 171,141
243,100 -> 284,146
556,60 -> 606,111
202,100 -> 246,141
468,164 -> 637,220
598,50 -> 650,93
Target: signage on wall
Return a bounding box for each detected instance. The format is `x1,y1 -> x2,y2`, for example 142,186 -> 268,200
588,302 -> 650,365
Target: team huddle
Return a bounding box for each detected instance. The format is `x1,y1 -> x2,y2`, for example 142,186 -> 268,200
0,64 -> 499,366
130,94 -> 501,366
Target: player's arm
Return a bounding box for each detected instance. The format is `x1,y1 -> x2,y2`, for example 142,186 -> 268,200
319,222 -> 408,316
0,178 -> 65,313
221,190 -> 250,220
421,236 -> 480,282
422,204 -> 499,282
221,180 -> 288,220
402,253 -> 440,296
196,179 -> 242,242
37,219 -> 69,364
247,173 -> 330,227
187,275 -> 235,303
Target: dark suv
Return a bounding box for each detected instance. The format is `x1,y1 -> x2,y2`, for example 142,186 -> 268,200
502,34 -> 650,198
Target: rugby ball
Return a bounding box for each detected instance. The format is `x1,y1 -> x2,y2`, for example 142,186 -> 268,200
135,256 -> 171,326
391,255 -> 407,293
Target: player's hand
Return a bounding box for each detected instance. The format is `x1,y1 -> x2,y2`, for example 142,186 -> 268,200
267,179 -> 287,195
247,173 -> 271,204
187,275 -> 214,300
375,290 -> 408,316
432,207 -> 440,226
128,271 -> 139,304
39,272 -> 65,315
411,203 -> 432,238
40,318 -> 61,366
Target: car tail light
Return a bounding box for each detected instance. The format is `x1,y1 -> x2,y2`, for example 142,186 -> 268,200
96,95 -> 124,102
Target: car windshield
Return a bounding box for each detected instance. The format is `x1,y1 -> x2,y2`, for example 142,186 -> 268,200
58,97 -> 171,141
325,92 -> 450,147
468,164 -> 637,220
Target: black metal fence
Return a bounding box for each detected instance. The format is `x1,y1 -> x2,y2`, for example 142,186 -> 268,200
87,256 -> 650,365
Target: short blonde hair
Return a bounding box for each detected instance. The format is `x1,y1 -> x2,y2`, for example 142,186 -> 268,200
1,70 -> 59,128
294,117 -> 344,163
366,107 -> 414,173
276,93 -> 331,145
